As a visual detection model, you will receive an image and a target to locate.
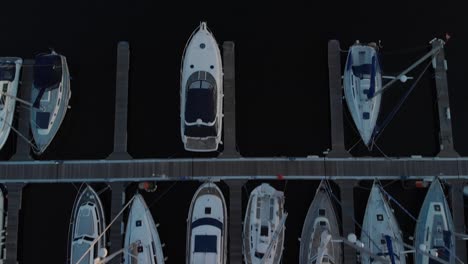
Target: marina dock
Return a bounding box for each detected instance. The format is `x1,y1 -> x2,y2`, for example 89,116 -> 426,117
1,39 -> 466,263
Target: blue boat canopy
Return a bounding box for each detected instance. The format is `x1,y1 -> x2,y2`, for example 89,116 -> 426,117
194,235 -> 217,253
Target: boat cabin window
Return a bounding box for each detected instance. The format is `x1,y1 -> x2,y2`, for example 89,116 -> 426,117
189,80 -> 213,90
319,209 -> 326,216
434,204 -> 441,212
270,198 -> 274,220
260,226 -> 268,236
255,251 -> 265,259
319,221 -> 327,226
322,257 -> 329,263
205,207 -> 211,214
136,220 -> 142,227
376,214 -> 383,221
0,83 -> 7,108
194,235 -> 217,253
363,112 -> 370,120
0,62 -> 15,81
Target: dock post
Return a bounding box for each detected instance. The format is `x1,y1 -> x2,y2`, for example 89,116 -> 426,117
108,41 -> 132,160
336,180 -> 357,264
327,40 -> 350,157
221,41 -> 240,158
432,39 -> 458,157
5,183 -> 23,264
448,180 -> 467,262
108,182 -> 125,264
226,180 -> 245,263
10,60 -> 34,161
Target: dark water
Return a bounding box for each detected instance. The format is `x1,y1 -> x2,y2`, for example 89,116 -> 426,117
0,1 -> 465,159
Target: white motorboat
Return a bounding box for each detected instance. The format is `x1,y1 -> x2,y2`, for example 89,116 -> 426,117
180,22 -> 223,152
186,182 -> 227,264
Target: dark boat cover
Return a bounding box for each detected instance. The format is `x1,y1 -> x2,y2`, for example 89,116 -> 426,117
0,62 -> 16,81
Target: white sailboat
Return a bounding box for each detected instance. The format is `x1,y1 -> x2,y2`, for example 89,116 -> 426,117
30,50 -> 71,154
361,181 -> 405,264
186,182 -> 227,264
243,183 -> 286,264
0,187 -> 5,264
343,41 -> 382,148
123,193 -> 165,264
0,57 -> 22,151
299,181 -> 342,264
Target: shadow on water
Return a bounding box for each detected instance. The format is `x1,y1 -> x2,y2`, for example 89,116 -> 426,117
18,183 -> 111,264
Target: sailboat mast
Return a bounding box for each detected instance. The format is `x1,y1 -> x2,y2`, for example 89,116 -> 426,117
369,39 -> 444,99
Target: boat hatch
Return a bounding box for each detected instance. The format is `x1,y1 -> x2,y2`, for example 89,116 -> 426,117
136,220 -> 142,227
381,239 -> 386,244
434,204 -> 441,211
255,251 -> 265,259
319,209 -> 325,216
36,112 -> 50,129
137,245 -> 144,253
320,221 -> 327,226
194,235 -> 217,253
363,112 -> 370,120
377,214 -> 383,221
260,226 -> 268,237
205,207 -> 211,214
